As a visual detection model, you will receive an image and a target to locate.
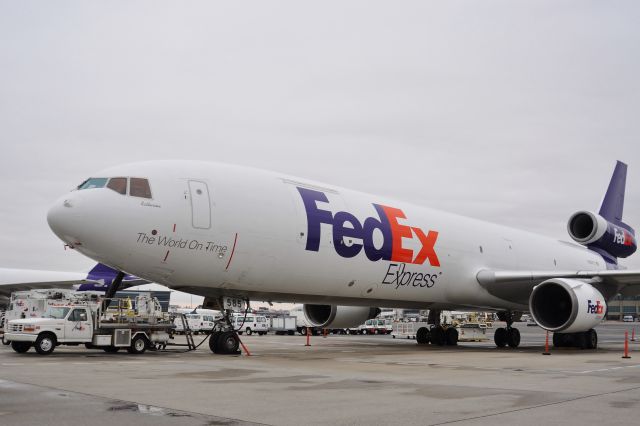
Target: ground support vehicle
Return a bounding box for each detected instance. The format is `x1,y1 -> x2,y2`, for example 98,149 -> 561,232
270,316 -> 296,335
232,313 -> 268,335
457,323 -> 489,342
391,321 -> 460,346
5,295 -> 173,355
173,313 -> 217,335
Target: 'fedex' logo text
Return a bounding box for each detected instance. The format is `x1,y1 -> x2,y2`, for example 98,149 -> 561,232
613,228 -> 634,247
298,187 -> 440,266
587,299 -> 604,315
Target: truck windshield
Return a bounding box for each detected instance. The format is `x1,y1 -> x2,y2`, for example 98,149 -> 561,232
47,307 -> 70,319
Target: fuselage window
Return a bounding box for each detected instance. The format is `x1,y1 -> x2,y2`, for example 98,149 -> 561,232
106,177 -> 127,195
130,178 -> 152,199
77,178 -> 108,190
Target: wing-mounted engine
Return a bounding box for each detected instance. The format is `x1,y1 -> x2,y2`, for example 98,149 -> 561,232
303,304 -> 380,329
529,278 -> 606,333
567,211 -> 636,259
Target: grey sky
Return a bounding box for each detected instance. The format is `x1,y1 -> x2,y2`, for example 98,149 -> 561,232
1,1 -> 639,306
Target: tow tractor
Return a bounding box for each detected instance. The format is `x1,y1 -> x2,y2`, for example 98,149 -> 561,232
4,293 -> 173,355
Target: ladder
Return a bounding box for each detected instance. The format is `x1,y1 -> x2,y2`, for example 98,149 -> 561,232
163,313 -> 197,351
179,313 -> 197,351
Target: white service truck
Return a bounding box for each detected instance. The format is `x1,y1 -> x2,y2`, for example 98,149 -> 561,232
4,294 -> 173,355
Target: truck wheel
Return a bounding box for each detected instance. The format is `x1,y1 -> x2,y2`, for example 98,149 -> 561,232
127,335 -> 147,354
11,341 -> 31,353
103,346 -> 120,353
35,333 -> 56,355
245,328 -> 252,336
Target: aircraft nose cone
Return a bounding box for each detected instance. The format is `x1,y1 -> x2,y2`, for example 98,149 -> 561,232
47,195 -> 81,244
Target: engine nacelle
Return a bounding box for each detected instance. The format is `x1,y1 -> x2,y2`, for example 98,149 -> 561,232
529,278 -> 606,333
567,211 -> 636,259
303,304 -> 380,329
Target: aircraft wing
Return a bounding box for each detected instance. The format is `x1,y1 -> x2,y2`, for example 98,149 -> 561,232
0,269 -> 91,301
0,264 -> 150,303
477,269 -> 640,305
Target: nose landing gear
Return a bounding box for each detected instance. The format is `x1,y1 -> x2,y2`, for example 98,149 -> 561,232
207,297 -> 248,355
494,311 -> 521,348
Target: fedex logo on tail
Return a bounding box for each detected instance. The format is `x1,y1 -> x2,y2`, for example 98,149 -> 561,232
297,187 -> 440,266
587,299 -> 604,315
613,228 -> 635,247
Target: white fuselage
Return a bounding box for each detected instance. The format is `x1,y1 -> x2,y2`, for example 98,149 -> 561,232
47,161 -> 606,311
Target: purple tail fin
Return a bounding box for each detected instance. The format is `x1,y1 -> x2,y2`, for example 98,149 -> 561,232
78,263 -> 142,291
599,161 -> 627,229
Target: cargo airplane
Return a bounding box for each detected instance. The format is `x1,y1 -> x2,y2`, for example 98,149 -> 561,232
44,161 -> 639,354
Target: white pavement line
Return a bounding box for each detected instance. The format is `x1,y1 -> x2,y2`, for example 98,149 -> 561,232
576,364 -> 640,374
1,363 -> 24,366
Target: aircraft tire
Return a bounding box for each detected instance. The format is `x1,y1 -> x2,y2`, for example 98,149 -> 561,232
445,327 -> 459,346
430,327 -> 446,346
506,328 -> 520,348
585,329 -> 598,349
553,332 -> 564,348
494,327 -> 507,348
11,341 -> 31,353
216,331 -> 240,354
209,331 -> 222,353
570,332 -> 584,349
416,327 -> 430,344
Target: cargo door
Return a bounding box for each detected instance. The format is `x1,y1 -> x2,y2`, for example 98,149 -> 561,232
188,180 -> 211,229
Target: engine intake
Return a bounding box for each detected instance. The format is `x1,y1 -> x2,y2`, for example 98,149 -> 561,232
567,211 -> 636,259
303,304 -> 380,329
529,278 -> 606,333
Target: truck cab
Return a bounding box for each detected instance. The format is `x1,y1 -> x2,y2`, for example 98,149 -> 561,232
6,305 -> 94,354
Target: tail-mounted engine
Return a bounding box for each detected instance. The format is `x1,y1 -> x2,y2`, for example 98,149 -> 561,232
303,304 -> 380,329
567,211 -> 636,259
529,278 -> 606,333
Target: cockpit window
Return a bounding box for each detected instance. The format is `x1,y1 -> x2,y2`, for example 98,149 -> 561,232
130,178 -> 152,199
107,177 -> 127,195
78,178 -> 108,190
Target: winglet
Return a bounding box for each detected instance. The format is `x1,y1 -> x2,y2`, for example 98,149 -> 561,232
599,160 -> 627,226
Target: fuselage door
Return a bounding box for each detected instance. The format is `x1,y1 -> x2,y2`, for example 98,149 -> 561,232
188,180 -> 211,229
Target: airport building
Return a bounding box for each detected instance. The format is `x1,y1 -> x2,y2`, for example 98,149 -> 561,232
607,294 -> 640,320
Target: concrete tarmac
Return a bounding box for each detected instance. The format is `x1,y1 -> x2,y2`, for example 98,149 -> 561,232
1,321 -> 639,426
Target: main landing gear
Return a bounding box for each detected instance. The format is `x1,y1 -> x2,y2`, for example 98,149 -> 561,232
416,309 -> 459,346
494,311 -> 521,348
553,329 -> 598,350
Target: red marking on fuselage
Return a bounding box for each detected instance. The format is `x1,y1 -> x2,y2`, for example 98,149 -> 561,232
163,250 -> 170,262
172,223 -> 176,233
379,206 -> 414,263
226,233 -> 239,270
